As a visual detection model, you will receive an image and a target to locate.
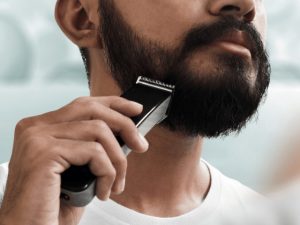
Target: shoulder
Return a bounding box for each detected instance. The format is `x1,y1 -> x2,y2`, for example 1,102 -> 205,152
0,162 -> 9,205
206,162 -> 264,207
203,162 -> 270,224
221,172 -> 262,201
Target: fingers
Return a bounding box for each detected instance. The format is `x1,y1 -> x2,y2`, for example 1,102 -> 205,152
15,96 -> 148,152
101,96 -> 143,117
46,116 -> 149,154
55,139 -> 118,201
12,96 -> 149,202
34,96 -> 143,125
48,120 -> 129,193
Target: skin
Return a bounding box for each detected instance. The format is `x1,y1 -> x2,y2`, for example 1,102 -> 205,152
0,0 -> 267,224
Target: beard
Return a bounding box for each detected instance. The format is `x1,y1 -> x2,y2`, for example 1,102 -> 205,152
98,0 -> 271,138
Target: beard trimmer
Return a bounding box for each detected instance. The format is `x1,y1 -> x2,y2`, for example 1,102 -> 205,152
60,76 -> 175,207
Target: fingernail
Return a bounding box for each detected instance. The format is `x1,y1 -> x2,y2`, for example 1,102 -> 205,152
118,179 -> 126,193
138,133 -> 149,151
104,190 -> 111,201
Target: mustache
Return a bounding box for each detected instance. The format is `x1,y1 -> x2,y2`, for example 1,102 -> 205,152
181,17 -> 265,60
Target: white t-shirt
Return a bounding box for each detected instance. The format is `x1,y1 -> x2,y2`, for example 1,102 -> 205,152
0,161 -> 262,225
0,162 -> 8,205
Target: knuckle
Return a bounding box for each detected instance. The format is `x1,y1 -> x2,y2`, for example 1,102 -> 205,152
15,118 -> 28,130
85,101 -> 100,112
114,156 -> 127,171
93,120 -> 109,131
93,142 -> 105,154
105,96 -> 122,102
122,117 -> 136,131
73,97 -> 103,114
73,96 -> 89,105
111,96 -> 122,100
104,96 -> 129,107
15,117 -> 35,135
108,168 -> 117,180
114,97 -> 131,106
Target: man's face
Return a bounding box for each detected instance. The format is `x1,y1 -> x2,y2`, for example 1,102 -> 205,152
98,0 -> 270,137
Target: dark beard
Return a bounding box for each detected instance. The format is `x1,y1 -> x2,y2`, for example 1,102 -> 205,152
98,0 -> 271,137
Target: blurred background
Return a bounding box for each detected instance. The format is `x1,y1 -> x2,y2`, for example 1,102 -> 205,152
0,0 -> 300,192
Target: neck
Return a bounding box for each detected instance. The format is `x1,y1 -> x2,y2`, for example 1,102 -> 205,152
111,126 -> 210,217
88,54 -> 210,216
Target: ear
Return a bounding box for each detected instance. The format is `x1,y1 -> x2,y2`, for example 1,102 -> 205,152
55,0 -> 102,48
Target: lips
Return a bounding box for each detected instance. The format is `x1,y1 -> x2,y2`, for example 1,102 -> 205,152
213,30 -> 253,56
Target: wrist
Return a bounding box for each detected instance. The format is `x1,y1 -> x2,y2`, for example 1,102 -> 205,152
0,211 -> 15,225
0,213 -> 12,225
0,206 -> 31,225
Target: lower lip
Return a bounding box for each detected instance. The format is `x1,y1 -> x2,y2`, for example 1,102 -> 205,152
211,41 -> 252,58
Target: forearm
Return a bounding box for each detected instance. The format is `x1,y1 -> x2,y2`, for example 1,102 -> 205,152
0,209 -> 10,225
0,205 -> 20,225
0,192 -> 48,225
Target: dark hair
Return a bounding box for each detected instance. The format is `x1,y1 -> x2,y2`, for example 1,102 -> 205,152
79,47 -> 90,86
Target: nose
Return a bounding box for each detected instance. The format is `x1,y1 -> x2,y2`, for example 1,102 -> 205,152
208,0 -> 256,22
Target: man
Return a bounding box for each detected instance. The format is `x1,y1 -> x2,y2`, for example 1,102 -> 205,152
0,0 -> 270,224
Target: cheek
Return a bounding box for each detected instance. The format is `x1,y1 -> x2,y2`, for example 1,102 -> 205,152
114,0 -> 208,47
